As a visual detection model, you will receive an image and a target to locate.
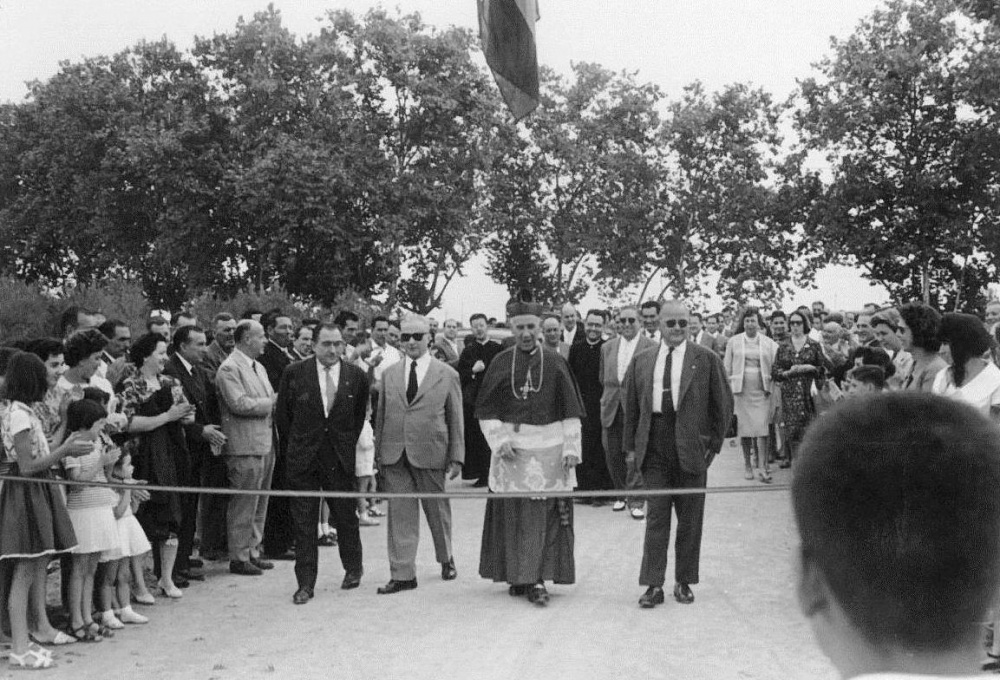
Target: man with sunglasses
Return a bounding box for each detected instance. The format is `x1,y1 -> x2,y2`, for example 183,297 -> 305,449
623,300 -> 733,609
374,316 -> 464,595
599,306 -> 656,518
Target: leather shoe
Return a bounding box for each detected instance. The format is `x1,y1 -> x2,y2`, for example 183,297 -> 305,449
639,586 -> 665,609
341,570 -> 363,590
229,560 -> 263,576
174,570 -> 205,582
441,558 -> 457,581
377,579 -> 417,595
527,583 -> 550,606
173,576 -> 190,588
673,583 -> 695,604
292,587 -> 314,605
188,557 -> 204,569
250,557 -> 274,571
262,550 -> 295,561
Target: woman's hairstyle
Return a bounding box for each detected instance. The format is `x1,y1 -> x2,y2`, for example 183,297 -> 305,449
787,310 -> 810,331
0,347 -> 22,377
848,365 -> 886,390
66,398 -> 107,433
735,307 -> 765,335
25,337 -> 64,363
850,345 -> 896,378
63,328 -> 108,368
939,313 -> 991,387
129,333 -> 166,368
82,386 -> 110,406
2,352 -> 49,404
897,303 -> 942,353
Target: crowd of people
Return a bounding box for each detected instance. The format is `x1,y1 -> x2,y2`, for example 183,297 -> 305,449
0,293 -> 999,672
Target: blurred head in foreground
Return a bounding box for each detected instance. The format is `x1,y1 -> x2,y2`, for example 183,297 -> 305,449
793,392 -> 1000,678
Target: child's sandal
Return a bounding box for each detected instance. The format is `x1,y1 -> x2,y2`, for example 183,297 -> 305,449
8,647 -> 54,669
67,625 -> 101,643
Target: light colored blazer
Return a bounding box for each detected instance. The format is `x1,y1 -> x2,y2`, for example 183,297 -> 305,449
724,333 -> 778,395
215,350 -> 275,457
375,356 -> 464,470
432,335 -> 461,368
622,342 -> 734,475
599,334 -> 656,428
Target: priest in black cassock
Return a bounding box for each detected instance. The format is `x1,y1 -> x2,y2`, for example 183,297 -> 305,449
568,309 -> 613,503
457,313 -> 504,486
476,298 -> 585,607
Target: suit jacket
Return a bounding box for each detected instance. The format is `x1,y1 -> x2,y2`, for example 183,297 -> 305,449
259,341 -> 291,396
276,358 -> 369,479
599,334 -> 656,428
375,356 -> 464,470
562,321 -> 586,345
202,341 -> 230,380
723,333 -> 778,395
432,336 -> 461,368
215,350 -> 275,457
693,330 -> 716,349
545,342 -> 571,361
163,354 -> 221,457
622,341 -> 734,476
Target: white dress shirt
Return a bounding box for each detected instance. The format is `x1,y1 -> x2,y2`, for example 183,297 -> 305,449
176,353 -> 194,375
317,358 -> 342,413
644,329 -> 661,343
563,325 -> 578,346
616,334 -> 641,382
404,352 -> 432,389
652,340 -> 687,413
370,342 -> 402,382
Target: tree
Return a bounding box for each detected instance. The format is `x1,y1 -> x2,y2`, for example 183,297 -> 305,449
794,0 -> 1000,309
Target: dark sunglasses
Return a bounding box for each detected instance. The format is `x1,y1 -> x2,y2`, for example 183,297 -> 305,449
619,317 -> 638,323
400,333 -> 426,342
663,319 -> 688,329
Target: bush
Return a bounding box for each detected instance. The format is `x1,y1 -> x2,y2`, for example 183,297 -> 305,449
189,284 -> 307,328
0,278 -> 56,343
61,279 -> 150,337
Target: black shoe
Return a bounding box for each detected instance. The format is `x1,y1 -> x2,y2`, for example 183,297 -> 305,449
174,570 -> 205,582
188,557 -> 205,569
318,535 -> 337,547
229,560 -> 263,576
441,558 -> 457,581
639,586 -> 665,609
377,579 -> 417,595
173,575 -> 190,588
261,550 -> 295,561
292,587 -> 314,605
250,557 -> 274,571
472,478 -> 488,487
673,583 -> 694,604
778,459 -> 791,469
527,583 -> 550,606
341,570 -> 363,590
508,584 -> 529,597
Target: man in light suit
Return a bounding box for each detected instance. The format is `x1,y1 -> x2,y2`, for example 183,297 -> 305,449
431,318 -> 461,368
215,320 -> 277,576
276,324 -> 370,604
599,306 -> 655,519
374,315 -> 464,594
623,300 -> 733,608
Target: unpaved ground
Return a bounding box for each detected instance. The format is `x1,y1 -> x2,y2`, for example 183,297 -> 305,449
8,441 -> 836,680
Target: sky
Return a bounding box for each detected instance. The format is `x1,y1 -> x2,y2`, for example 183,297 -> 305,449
0,0 -> 896,319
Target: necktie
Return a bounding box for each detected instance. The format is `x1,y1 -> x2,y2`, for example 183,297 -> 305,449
324,365 -> 337,415
407,360 -> 418,404
662,346 -> 675,412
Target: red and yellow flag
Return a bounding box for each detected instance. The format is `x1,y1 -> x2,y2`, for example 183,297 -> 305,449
478,0 -> 539,121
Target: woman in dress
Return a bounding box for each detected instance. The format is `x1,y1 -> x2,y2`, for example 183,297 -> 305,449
772,310 -> 831,468
724,308 -> 778,482
897,303 -> 946,392
118,333 -> 195,599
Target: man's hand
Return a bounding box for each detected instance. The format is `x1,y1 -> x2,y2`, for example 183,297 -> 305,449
704,449 -> 717,468
62,432 -> 96,458
203,424 -> 227,448
562,454 -> 580,471
447,461 -> 463,480
368,353 -> 384,367
472,360 -> 486,374
497,441 -> 515,460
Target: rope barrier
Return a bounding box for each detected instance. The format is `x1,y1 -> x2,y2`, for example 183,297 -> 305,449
0,474 -> 790,499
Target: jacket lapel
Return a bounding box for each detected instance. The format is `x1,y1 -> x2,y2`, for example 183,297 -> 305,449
677,346 -> 699,408
412,360 -> 441,405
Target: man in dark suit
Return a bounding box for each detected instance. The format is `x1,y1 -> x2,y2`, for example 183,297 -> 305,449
259,309 -> 295,560
163,325 -> 227,582
623,300 -> 733,609
689,313 -> 716,350
276,323 -> 369,605
375,316 -> 464,594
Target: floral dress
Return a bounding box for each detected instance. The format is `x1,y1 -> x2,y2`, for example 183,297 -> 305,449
773,337 -> 831,453
118,374 -> 190,541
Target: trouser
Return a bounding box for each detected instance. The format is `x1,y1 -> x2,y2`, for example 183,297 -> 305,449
383,455 -> 452,581
290,459 -> 362,590
226,452 -> 273,562
602,407 -> 643,509
175,448 -> 204,572
198,450 -> 229,555
639,413 -> 706,587
262,439 -> 294,556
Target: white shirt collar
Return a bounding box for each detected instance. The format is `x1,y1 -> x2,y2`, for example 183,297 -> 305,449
176,353 -> 194,374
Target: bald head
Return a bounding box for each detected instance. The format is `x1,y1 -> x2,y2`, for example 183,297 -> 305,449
659,300 -> 691,347
561,303 -> 577,331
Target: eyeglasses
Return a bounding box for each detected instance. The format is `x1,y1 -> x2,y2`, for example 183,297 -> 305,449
399,333 -> 426,342
619,317 -> 638,324
663,319 -> 688,329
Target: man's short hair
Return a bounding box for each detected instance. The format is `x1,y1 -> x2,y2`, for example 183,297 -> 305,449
176,310 -> 197,325
469,313 -> 488,325
213,312 -> 235,325
146,315 -> 169,331
585,309 -> 606,322
301,317 -> 321,330
640,300 -> 661,314
846,365 -> 886,390
769,310 -> 787,321
26,338 -> 64,363
233,320 -> 256,345
793,392 -> 1000,651
260,308 -> 288,332
97,319 -> 128,340
171,325 -> 205,352
371,315 -> 389,328
333,310 -> 360,328
241,308 -> 262,320
63,329 -> 108,367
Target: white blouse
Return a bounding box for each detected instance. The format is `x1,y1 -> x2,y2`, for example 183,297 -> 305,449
932,361 -> 1000,418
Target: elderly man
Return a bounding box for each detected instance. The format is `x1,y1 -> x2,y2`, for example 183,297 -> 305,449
623,300 -> 733,608
203,313 -> 237,378
476,299 -> 585,606
541,314 -> 571,360
560,303 -> 584,346
215,320 -> 277,576
374,316 -> 464,594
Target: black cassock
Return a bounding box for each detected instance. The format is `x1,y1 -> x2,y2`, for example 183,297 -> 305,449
568,339 -> 613,492
457,339 -> 504,482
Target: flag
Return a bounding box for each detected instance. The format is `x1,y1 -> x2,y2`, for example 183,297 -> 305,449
478,0 -> 539,121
